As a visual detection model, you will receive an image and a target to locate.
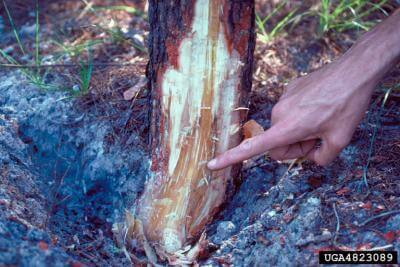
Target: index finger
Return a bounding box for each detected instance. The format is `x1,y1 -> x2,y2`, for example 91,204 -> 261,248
207,122 -> 309,170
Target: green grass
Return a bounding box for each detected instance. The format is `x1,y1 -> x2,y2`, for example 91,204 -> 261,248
0,0 -> 148,95
0,0 -> 95,94
318,0 -> 388,35
75,45 -> 93,96
2,0 -> 25,55
0,0 -> 51,89
256,1 -> 304,43
256,0 -> 390,42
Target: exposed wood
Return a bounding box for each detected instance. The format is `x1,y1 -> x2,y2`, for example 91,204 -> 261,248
130,0 -> 255,262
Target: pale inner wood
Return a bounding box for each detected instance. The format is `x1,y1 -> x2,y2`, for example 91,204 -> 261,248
138,0 -> 243,254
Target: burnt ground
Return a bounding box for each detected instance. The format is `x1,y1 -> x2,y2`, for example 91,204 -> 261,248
0,1 -> 400,266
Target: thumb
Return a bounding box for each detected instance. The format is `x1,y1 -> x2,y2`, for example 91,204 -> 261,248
207,121 -> 309,170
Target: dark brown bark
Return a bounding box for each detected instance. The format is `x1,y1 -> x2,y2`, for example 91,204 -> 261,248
131,0 -> 255,263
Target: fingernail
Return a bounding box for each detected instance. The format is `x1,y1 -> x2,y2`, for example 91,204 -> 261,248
207,159 -> 217,169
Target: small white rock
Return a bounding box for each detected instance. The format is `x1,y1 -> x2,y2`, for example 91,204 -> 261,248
267,210 -> 277,217
307,197 -> 320,206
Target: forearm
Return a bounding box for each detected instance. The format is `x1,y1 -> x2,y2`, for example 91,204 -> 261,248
341,9 -> 400,89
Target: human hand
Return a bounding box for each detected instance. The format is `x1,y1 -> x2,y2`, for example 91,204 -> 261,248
207,8 -> 399,171
208,56 -> 377,170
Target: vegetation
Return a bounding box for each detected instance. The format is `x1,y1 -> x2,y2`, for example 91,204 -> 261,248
0,1 -> 146,94
318,0 -> 388,34
256,0 -> 389,43
0,1 -> 398,265
0,0 -> 50,89
255,1 -> 302,43
0,0 -> 396,94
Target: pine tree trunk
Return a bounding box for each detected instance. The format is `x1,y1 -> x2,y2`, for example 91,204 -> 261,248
132,0 -> 255,263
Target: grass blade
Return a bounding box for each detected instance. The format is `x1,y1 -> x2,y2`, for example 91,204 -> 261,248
78,45 -> 93,95
0,47 -> 20,65
2,0 -> 26,55
269,8 -> 298,39
35,0 -> 40,70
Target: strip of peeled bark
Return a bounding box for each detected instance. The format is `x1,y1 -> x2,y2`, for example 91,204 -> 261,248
132,0 -> 255,262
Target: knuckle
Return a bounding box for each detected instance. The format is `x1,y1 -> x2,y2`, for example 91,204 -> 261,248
222,151 -> 234,165
298,121 -> 313,133
271,103 -> 284,117
239,139 -> 253,154
308,146 -> 336,167
329,135 -> 350,151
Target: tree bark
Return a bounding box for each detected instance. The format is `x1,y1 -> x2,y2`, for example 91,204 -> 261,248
131,0 -> 255,263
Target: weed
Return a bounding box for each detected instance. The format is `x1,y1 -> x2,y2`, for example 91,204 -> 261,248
255,0 -> 390,43
0,0 -> 96,94
2,0 -> 25,55
76,46 -> 93,96
0,0 -> 54,89
256,1 -> 304,43
317,0 -> 388,35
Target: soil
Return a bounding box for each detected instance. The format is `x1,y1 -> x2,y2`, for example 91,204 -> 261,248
1,1 -> 400,266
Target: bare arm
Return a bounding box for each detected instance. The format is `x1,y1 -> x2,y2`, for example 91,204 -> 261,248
208,9 -> 400,170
